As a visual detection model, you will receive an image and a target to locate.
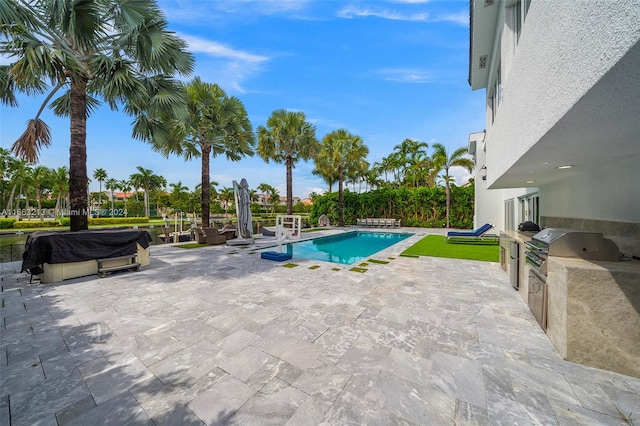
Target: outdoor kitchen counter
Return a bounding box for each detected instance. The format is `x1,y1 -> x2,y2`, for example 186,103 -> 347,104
546,256 -> 640,378
499,230 -> 536,299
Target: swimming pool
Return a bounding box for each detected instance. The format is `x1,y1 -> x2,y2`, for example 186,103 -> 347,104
263,231 -> 413,265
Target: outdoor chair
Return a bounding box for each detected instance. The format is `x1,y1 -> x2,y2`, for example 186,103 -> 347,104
193,227 -> 207,244
445,223 -> 497,244
204,227 -> 227,245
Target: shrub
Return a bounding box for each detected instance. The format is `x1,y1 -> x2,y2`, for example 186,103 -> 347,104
13,220 -> 60,229
89,217 -> 150,226
0,218 -> 16,229
311,184 -> 474,229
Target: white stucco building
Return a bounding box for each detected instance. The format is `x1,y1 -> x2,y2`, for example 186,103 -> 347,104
468,0 -> 640,257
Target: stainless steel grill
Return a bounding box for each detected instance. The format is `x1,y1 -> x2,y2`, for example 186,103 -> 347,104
524,228 -> 619,275
523,228 -> 619,332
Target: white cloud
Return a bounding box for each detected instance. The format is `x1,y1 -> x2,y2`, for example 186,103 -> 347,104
448,165 -> 474,186
178,34 -> 269,93
337,5 -> 429,21
336,4 -> 467,26
371,68 -> 434,84
181,35 -> 268,64
434,11 -> 468,26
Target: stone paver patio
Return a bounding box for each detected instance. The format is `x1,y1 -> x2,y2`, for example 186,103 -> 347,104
1,229 -> 639,425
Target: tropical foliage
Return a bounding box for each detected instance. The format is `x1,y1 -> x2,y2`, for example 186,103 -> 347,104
257,110 -> 319,215
1,0 -> 194,231
315,129 -> 369,226
311,185 -> 474,229
149,78 -> 255,227
431,143 -> 474,228
129,166 -> 166,218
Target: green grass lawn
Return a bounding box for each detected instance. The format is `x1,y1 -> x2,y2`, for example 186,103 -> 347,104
401,234 -> 499,262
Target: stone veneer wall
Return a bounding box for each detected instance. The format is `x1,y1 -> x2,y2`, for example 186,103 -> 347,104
540,217 -> 640,258
546,257 -> 640,378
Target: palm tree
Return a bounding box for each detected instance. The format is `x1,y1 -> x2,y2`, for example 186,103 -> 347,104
105,178 -> 119,217
267,187 -> 281,214
93,169 -> 108,213
4,158 -> 29,214
1,0 -> 194,231
392,138 -> 429,187
52,167 -> 69,218
257,109 -> 319,215
31,166 -> 52,220
312,151 -> 339,193
318,129 -> 369,226
431,143 -> 474,228
150,78 -> 255,228
129,166 -> 165,218
218,187 -> 235,218
169,181 -> 189,212
120,180 -> 132,215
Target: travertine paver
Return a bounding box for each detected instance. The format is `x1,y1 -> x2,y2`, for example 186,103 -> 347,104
1,228 -> 639,425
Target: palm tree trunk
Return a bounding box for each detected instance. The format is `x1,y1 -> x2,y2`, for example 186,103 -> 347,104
6,184 -> 16,211
201,144 -> 211,228
286,156 -> 293,215
69,78 -> 89,231
36,187 -> 43,220
445,175 -> 451,228
338,167 -> 344,227
144,187 -> 150,218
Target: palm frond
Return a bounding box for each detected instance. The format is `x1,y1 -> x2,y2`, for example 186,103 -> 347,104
11,118 -> 51,163
0,66 -> 18,106
49,91 -> 100,117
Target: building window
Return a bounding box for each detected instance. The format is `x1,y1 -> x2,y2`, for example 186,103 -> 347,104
519,193 -> 540,224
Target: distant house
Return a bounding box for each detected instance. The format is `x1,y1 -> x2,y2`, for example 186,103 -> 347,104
111,191 -> 138,202
468,0 -> 639,254
254,194 -> 301,210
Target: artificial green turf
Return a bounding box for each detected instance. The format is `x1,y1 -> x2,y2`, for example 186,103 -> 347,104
282,263 -> 299,268
350,267 -> 368,273
401,234 -> 499,262
174,243 -> 206,249
367,259 -> 390,264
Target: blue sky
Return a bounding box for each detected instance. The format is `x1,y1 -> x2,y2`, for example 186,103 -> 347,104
1,0 -> 485,199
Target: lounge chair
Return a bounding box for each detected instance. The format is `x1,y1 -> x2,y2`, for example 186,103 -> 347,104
262,226 -> 276,237
445,223 -> 497,244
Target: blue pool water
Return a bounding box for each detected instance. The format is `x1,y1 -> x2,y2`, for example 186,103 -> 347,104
265,231 -> 413,265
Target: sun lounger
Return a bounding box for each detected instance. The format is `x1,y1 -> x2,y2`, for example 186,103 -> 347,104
445,223 -> 497,244
357,218 -> 401,228
262,226 -> 276,237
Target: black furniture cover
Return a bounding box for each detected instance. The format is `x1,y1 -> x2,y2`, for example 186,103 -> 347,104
21,228 -> 152,272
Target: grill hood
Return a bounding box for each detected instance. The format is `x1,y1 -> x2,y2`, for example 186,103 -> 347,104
530,228 -> 619,261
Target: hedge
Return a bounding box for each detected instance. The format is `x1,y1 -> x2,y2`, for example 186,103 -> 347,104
1,217 -> 152,229
58,217 -> 150,226
310,185 -> 474,229
13,220 -> 60,229
0,218 -> 17,229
